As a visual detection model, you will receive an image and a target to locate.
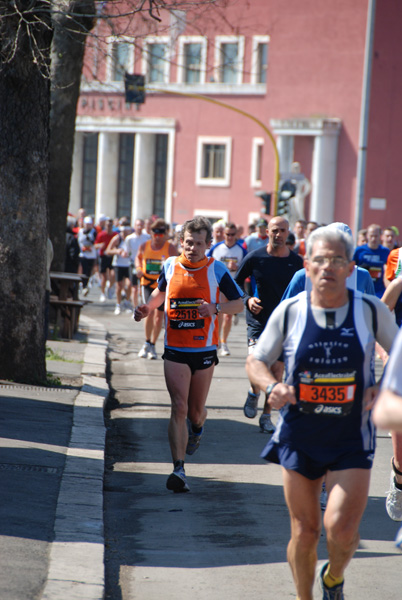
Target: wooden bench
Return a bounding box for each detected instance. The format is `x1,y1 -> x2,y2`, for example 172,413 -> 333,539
49,296 -> 86,339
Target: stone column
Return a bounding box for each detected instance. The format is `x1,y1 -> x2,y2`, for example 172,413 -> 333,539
69,132 -> 84,216
96,132 -> 119,219
132,133 -> 156,221
310,124 -> 341,224
277,134 -> 294,175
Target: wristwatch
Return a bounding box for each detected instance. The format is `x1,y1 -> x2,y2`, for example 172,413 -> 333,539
265,382 -> 278,397
215,303 -> 221,315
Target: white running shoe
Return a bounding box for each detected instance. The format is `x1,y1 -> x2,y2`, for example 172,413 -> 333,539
138,342 -> 150,358
114,304 -> 121,315
386,472 -> 402,521
99,293 -> 106,303
147,343 -> 157,360
219,343 -> 230,357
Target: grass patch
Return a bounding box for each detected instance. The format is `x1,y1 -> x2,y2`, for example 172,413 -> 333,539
46,347 -> 82,363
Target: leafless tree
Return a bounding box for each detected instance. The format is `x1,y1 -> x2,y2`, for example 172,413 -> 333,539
0,0 -> 229,381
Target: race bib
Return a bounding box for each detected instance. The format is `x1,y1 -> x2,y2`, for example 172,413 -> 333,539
169,298 -> 204,330
298,369 -> 357,417
145,258 -> 162,276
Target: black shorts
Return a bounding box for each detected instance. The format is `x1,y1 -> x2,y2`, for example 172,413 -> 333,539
115,266 -> 131,282
162,348 -> 219,375
142,284 -> 164,311
100,255 -> 113,274
131,271 -> 139,286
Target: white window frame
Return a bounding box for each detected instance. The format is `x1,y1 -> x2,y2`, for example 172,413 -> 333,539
196,136 -> 232,187
251,35 -> 269,85
142,36 -> 170,84
194,208 -> 229,223
177,35 -> 207,84
106,36 -> 135,83
251,137 -> 264,187
214,35 -> 245,84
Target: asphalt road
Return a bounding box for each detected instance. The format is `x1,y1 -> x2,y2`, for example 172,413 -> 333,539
84,292 -> 402,600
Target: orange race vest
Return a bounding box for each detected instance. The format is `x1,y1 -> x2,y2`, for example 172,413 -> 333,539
140,239 -> 171,289
164,256 -> 220,349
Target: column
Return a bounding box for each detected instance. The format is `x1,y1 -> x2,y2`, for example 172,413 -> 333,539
277,135 -> 294,176
132,133 -> 156,221
96,132 -> 119,219
69,132 -> 84,215
310,128 -> 340,225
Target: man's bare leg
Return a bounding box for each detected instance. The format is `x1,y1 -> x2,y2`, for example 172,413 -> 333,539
282,468 -> 323,600
323,468 -> 370,578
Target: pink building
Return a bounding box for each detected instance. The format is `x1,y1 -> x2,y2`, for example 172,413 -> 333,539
70,0 -> 402,236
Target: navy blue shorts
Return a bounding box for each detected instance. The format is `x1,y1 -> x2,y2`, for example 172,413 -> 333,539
162,348 -> 219,375
261,442 -> 374,480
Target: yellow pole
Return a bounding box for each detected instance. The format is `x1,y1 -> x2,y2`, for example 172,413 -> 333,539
147,86 -> 280,214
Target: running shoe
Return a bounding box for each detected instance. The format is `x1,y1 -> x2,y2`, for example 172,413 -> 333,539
82,287 -> 89,297
320,481 -> 328,511
259,413 -> 275,433
138,342 -> 150,358
99,293 -> 106,303
244,390 -> 259,419
147,343 -> 157,360
319,562 -> 344,600
386,472 -> 402,521
114,304 -> 121,315
186,419 -> 203,455
166,466 -> 190,493
219,342 -> 230,356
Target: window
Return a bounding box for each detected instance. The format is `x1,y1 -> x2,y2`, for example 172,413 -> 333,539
184,43 -> 202,83
215,36 -> 244,84
117,134 -> 135,217
251,138 -> 264,187
196,137 -> 232,187
81,133 -> 98,213
251,36 -> 269,84
177,36 -> 207,84
143,37 -> 170,83
107,37 -> 134,82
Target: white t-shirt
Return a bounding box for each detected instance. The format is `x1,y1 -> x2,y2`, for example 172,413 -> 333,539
125,232 -> 150,263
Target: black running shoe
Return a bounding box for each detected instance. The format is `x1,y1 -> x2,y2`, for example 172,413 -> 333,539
166,467 -> 190,493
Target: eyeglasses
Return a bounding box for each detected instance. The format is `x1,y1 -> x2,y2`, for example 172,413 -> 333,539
311,256 -> 349,268
152,229 -> 166,234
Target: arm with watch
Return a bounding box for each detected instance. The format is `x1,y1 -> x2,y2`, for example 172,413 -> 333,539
197,297 -> 244,318
245,354 -> 297,410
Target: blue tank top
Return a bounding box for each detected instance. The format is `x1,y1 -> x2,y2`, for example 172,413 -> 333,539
271,290 -> 376,462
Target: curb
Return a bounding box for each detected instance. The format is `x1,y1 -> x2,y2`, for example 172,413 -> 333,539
41,315 -> 108,600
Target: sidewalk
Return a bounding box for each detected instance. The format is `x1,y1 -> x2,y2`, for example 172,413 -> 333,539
0,315 -> 107,600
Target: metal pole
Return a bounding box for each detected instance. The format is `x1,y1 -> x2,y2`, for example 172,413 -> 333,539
354,0 -> 376,236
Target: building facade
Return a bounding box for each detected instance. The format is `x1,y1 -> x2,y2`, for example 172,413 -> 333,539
71,0 -> 402,236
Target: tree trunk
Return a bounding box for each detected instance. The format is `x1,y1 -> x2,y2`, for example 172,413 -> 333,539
48,1 -> 96,271
0,1 -> 52,383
